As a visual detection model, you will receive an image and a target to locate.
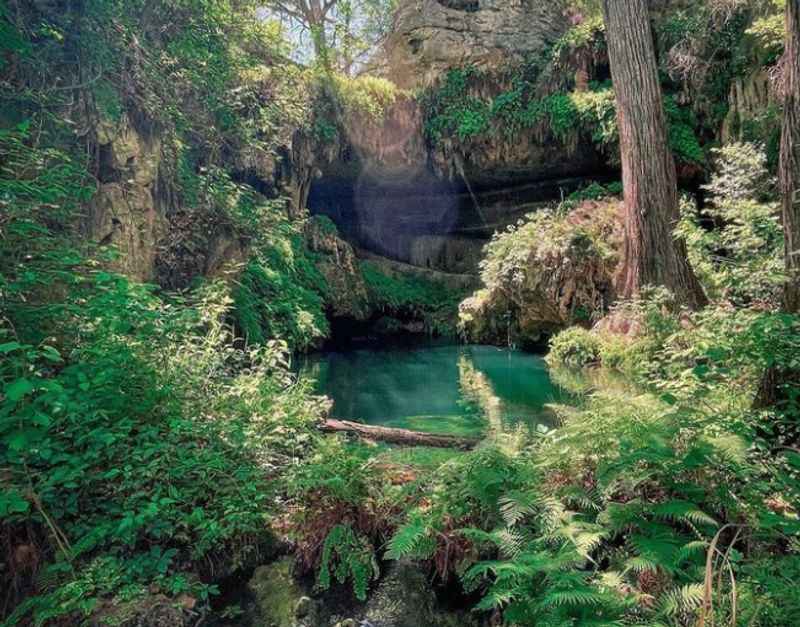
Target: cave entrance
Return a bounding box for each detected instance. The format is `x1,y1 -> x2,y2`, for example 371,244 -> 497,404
307,172 -> 611,276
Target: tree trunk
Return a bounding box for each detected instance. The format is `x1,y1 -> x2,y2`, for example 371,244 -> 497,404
602,0 -> 706,310
782,0 -> 800,314
755,0 -> 800,411
306,0 -> 332,69
320,419 -> 480,449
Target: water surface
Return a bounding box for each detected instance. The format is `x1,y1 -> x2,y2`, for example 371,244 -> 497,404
300,342 -> 570,438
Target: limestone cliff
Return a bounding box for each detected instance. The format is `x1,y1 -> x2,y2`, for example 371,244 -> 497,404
721,69 -> 778,145
78,1 -> 599,289
306,1 -> 606,275
376,0 -> 569,89
85,114 -> 167,282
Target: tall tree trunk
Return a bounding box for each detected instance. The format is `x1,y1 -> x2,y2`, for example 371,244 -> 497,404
782,0 -> 800,314
602,0 -> 706,310
306,0 -> 332,69
755,0 -> 800,410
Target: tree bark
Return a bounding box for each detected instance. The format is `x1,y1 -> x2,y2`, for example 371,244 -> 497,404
782,0 -> 800,314
320,419 -> 480,449
602,0 -> 706,309
755,0 -> 800,410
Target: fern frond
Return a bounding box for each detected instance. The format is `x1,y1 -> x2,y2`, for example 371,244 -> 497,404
623,555 -> 659,574
499,489 -> 539,526
629,528 -> 687,573
538,496 -> 570,533
460,527 -> 527,559
676,540 -> 709,564
561,485 -> 603,512
474,588 -> 516,610
385,513 -> 431,560
572,530 -> 606,560
597,570 -> 625,591
658,583 -> 705,617
651,500 -> 718,528
704,433 -> 748,463
598,500 -> 644,533
317,524 -> 378,601
540,588 -> 609,608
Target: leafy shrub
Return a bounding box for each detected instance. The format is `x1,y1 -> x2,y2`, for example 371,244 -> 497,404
552,14 -> 606,63
361,261 -> 467,335
0,5 -> 332,622
1,275 -> 325,624
423,63 -> 701,167
392,301 -> 800,624
330,74 -> 403,120
664,95 -> 706,165
422,67 -> 491,141
547,324 -> 651,374
547,327 -> 602,368
232,209 -> 331,351
387,447 -> 535,578
677,143 -> 784,305
476,202 -> 619,305
287,439 -> 397,600
747,0 -> 786,63
569,87 -> 619,154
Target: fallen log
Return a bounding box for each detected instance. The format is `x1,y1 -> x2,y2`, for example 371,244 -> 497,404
320,419 -> 479,450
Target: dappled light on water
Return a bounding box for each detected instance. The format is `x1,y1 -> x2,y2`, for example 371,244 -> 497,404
300,342 -> 571,442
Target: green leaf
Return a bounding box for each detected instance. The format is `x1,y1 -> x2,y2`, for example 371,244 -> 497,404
0,341 -> 24,354
660,392 -> 678,405
0,490 -> 30,516
8,429 -> 45,450
5,378 -> 34,402
40,345 -> 63,363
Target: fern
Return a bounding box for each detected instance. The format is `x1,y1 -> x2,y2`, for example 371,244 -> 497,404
623,555 -> 660,574
676,540 -> 709,565
651,500 -> 718,528
628,525 -> 691,574
317,524 -> 379,601
540,588 -> 610,608
385,512 -> 431,560
499,489 -> 539,526
657,583 -> 705,617
461,526 -> 527,559
560,485 -> 603,512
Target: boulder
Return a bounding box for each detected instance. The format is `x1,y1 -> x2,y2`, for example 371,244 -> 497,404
247,558 -> 321,627
246,558 -> 480,627
459,200 -> 623,347
356,561 -> 479,627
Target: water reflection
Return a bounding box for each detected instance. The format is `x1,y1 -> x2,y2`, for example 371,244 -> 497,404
298,343 -> 571,440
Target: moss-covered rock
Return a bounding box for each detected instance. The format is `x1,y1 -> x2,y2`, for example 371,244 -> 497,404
459,199 -> 622,347
358,561 -> 479,627
305,216 -> 371,321
248,558 -> 321,627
